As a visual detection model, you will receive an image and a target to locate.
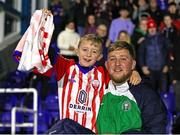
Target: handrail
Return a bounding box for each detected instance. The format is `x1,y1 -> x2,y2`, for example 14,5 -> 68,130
0,88 -> 38,134
0,1 -> 21,19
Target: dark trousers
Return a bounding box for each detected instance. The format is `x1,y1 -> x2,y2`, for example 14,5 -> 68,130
147,70 -> 168,92
174,81 -> 180,112
46,118 -> 95,134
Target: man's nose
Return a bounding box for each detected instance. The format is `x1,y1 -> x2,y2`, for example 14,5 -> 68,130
115,59 -> 121,66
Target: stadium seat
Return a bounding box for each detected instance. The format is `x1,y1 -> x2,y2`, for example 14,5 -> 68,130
160,91 -> 176,113
45,94 -> 59,111
26,110 -> 50,134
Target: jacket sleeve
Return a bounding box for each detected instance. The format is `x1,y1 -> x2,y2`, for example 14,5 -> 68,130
124,83 -> 168,134
138,40 -> 146,68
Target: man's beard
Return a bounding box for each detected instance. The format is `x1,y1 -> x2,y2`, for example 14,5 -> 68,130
110,72 -> 132,84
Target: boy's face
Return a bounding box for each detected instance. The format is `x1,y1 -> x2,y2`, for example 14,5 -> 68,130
106,49 -> 136,84
76,41 -> 102,67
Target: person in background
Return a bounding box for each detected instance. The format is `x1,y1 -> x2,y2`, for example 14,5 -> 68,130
132,18 -> 148,54
146,0 -> 164,26
132,18 -> 148,75
160,13 -> 178,86
96,41 -> 167,134
167,2 -> 180,20
171,31 -> 180,117
49,0 -> 65,43
132,0 -> 149,23
84,14 -> 97,35
71,0 -> 87,36
117,30 -> 131,44
95,24 -> 108,67
138,19 -> 171,92
108,7 -> 135,43
57,20 -> 80,61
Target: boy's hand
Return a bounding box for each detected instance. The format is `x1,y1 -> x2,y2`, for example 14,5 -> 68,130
130,70 -> 141,85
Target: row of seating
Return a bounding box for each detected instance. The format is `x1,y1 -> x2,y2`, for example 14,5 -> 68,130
0,93 -> 59,134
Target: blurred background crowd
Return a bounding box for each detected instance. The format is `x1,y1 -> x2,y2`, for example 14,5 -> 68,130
0,0 -> 179,134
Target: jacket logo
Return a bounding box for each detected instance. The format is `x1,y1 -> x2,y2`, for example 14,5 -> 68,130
122,101 -> 131,111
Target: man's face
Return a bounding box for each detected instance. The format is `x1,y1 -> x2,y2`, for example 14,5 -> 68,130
67,22 -> 75,30
117,32 -> 129,42
120,10 -> 129,18
164,16 -> 172,27
96,25 -> 107,38
106,49 -> 136,84
139,19 -> 148,32
148,27 -> 157,36
88,15 -> 95,25
76,41 -> 102,67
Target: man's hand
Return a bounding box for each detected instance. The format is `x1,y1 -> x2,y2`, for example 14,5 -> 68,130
137,37 -> 145,44
162,65 -> 168,73
142,66 -> 150,75
130,70 -> 142,85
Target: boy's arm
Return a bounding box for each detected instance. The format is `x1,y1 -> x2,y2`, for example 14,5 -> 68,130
33,55 -> 71,81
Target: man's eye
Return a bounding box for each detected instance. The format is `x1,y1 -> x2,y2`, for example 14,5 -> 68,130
120,58 -> 128,61
109,58 -> 116,61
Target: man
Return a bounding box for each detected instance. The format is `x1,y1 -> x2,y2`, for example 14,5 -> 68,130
138,19 -> 170,92
96,41 -> 167,134
108,7 -> 135,43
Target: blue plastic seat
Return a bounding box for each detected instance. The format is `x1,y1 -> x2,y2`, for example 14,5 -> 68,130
4,95 -> 18,111
160,92 -> 176,113
45,94 -> 59,111
26,110 -> 50,134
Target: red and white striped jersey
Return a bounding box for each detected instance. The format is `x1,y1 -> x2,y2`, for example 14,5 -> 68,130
45,56 -> 107,132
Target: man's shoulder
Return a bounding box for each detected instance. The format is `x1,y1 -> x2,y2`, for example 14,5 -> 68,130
130,79 -> 158,97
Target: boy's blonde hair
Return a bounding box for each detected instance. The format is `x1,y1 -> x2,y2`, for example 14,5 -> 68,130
78,34 -> 103,53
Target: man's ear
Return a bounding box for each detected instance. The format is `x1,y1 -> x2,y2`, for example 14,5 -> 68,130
132,60 -> 136,70
97,54 -> 103,61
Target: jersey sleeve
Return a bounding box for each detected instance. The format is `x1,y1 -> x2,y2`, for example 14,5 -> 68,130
33,55 -> 72,81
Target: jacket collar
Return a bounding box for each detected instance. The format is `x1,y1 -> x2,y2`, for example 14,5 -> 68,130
107,80 -> 130,96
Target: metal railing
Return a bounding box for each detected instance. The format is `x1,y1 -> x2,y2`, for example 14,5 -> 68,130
0,88 -> 38,134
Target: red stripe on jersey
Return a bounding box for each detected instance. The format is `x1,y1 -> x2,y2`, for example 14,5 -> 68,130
91,68 -> 99,130
74,112 -> 78,122
82,71 -> 92,127
74,71 -> 83,122
66,68 -> 76,118
82,112 -> 87,127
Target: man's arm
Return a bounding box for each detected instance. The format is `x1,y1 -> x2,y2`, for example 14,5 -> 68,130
126,83 -> 168,134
